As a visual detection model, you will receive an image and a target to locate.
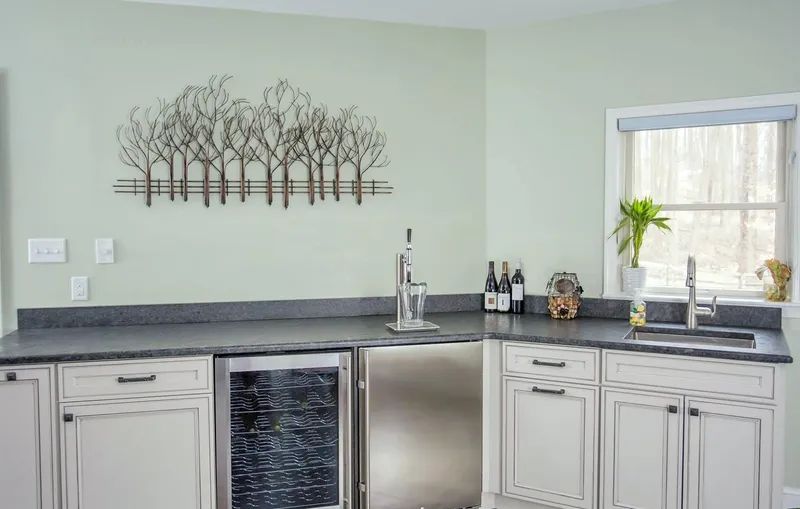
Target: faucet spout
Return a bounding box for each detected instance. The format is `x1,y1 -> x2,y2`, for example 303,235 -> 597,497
685,254 -> 717,329
686,255 -> 696,288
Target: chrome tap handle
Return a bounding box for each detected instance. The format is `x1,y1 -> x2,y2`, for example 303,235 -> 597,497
404,228 -> 413,283
696,296 -> 718,318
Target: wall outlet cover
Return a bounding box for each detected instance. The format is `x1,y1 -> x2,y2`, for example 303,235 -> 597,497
70,276 -> 89,301
28,238 -> 67,263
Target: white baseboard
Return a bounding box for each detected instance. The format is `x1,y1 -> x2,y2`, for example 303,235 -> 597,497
785,487 -> 800,509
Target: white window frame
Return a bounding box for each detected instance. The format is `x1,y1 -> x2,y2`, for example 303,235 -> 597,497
604,93 -> 800,307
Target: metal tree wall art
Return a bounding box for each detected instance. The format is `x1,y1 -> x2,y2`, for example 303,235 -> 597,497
115,76 -> 391,208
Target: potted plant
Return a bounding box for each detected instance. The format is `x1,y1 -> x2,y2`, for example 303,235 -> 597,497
756,258 -> 792,302
610,196 -> 672,293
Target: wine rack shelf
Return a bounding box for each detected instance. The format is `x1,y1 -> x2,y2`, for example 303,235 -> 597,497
228,367 -> 340,509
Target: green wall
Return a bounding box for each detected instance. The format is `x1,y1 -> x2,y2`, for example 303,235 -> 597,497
0,0 -> 487,331
485,0 -> 800,487
1,0 -> 798,489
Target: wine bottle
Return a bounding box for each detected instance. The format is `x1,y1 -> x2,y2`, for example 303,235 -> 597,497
497,261 -> 512,313
511,260 -> 525,314
484,261 -> 498,313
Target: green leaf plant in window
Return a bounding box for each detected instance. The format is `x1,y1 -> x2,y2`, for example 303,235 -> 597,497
610,196 -> 672,294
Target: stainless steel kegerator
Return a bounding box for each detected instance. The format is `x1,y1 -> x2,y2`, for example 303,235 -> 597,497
358,342 -> 483,509
215,353 -> 352,509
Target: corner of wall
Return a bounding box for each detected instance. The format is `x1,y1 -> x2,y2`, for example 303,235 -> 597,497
0,68 -> 9,334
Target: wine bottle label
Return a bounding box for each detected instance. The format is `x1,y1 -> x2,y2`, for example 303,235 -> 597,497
512,284 -> 524,300
498,293 -> 511,312
484,292 -> 498,310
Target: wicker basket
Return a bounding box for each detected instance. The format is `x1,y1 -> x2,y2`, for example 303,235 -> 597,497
546,272 -> 583,320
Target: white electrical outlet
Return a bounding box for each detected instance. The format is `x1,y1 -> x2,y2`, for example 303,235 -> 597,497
70,277 -> 89,301
95,238 -> 115,264
28,238 -> 67,263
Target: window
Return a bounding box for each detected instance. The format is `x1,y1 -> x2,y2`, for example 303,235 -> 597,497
604,95 -> 800,301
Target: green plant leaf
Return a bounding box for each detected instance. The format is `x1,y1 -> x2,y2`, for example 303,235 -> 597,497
613,196 -> 672,265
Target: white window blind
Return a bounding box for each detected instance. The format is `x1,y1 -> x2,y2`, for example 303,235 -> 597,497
617,105 -> 797,132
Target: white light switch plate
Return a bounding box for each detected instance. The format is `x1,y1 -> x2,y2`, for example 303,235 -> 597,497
28,239 -> 67,263
95,238 -> 115,264
70,276 -> 89,301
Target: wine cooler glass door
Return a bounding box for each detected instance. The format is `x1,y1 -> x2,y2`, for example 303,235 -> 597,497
216,353 -> 352,509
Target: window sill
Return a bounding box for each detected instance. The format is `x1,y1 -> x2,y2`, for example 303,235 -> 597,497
602,292 -> 800,319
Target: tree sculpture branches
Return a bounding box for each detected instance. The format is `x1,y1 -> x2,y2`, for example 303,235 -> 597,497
116,76 -> 390,208
345,113 -> 390,204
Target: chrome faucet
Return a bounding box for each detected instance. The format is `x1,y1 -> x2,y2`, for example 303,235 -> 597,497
685,255 -> 717,329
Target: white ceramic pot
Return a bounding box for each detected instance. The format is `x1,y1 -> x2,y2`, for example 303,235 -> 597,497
622,267 -> 648,294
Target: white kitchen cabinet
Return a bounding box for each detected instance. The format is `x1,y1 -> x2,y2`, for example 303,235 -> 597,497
684,398 -> 774,509
60,395 -> 215,509
503,377 -> 598,509
57,356 -> 215,509
486,343 -> 786,509
600,389 -> 683,509
0,365 -> 58,509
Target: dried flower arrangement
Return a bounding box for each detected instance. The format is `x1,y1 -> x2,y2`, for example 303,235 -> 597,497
755,258 -> 792,302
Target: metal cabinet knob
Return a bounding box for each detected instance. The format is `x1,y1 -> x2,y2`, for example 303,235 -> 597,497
5,372 -> 17,382
668,405 -> 678,414
689,408 -> 700,417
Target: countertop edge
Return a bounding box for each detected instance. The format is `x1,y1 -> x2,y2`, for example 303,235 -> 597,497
0,330 -> 792,365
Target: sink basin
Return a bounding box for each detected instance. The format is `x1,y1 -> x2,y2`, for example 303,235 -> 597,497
624,326 -> 756,349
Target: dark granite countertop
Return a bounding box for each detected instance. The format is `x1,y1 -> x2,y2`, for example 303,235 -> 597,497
0,312 -> 792,365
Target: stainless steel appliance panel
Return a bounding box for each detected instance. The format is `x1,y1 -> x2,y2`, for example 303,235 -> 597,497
359,342 -> 482,509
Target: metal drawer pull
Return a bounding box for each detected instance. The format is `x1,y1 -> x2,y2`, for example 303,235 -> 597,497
117,375 -> 157,384
668,405 -> 678,414
531,386 -> 566,395
5,372 -> 17,382
689,408 -> 700,417
532,360 -> 567,368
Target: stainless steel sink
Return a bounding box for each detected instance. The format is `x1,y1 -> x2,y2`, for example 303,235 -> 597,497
624,326 -> 756,349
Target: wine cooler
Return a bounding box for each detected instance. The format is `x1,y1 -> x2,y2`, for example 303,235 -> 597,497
215,353 -> 352,509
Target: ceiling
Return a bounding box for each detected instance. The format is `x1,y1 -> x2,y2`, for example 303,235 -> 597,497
127,0 -> 677,29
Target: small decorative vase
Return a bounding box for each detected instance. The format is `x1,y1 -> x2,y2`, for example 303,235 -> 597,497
622,267 -> 648,294
765,283 -> 788,302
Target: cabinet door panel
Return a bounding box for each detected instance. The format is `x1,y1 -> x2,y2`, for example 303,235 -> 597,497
62,396 -> 214,509
0,367 -> 56,509
601,389 -> 682,509
684,399 -> 773,509
503,377 -> 597,509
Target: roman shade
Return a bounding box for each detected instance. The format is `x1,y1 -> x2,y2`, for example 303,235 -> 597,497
617,105 -> 797,132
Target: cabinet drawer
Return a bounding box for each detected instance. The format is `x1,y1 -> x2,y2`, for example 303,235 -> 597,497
59,356 -> 212,401
602,351 -> 776,400
503,342 -> 599,384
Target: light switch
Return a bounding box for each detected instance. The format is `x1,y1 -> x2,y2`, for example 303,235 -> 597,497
95,238 -> 115,264
28,239 -> 67,263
